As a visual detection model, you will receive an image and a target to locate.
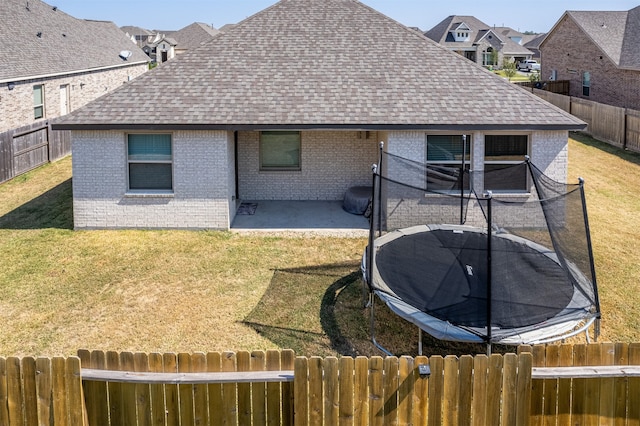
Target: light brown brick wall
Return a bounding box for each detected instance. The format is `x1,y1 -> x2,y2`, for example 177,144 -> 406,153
541,16 -> 640,110
1,63 -> 148,133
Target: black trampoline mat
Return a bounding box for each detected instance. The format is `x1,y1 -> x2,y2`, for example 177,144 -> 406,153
374,229 -> 574,328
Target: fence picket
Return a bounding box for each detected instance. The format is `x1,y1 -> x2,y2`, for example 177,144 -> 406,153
355,356 -> 369,425
177,353 -> 194,425
557,344 -> 573,425
471,355 -> 487,426
501,354 -> 518,426
282,350 -> 295,426
51,357 -> 67,426
486,354 -> 503,426
266,350 -> 282,426
572,344 -> 588,425
148,353 -> 166,426
66,357 -> 85,426
163,353 -> 179,426
294,356 -> 309,426
427,356 -> 443,426
252,351 -> 267,426
237,351 -> 252,425
7,357 -> 23,426
628,344 -> 640,426
308,357 -> 323,426
443,355 -> 459,426
515,353 -> 532,426
412,356 -> 429,426
383,356 -> 399,425
368,357 -> 383,426
192,352 -> 209,426
458,355 -> 473,426
35,357 -> 52,425
107,351 -> 124,425
614,343 -> 629,426
134,352 -> 152,426
339,356 -> 355,425
397,356 -> 413,424
542,344 -> 559,426
22,357 -> 38,425
222,352 -> 238,425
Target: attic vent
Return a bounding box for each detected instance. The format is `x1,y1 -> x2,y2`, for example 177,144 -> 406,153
119,50 -> 132,60
53,6 -> 57,11
36,31 -> 42,38
601,23 -> 607,28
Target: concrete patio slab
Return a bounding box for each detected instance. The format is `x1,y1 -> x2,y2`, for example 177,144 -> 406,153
231,201 -> 370,237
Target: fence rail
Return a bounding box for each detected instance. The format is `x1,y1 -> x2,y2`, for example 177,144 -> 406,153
0,121 -> 70,184
1,343 -> 640,425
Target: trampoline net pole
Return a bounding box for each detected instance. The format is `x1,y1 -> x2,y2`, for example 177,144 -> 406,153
485,191 -> 493,348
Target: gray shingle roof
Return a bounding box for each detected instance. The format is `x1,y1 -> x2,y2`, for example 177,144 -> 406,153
565,6 -> 640,70
169,23 -> 220,51
54,0 -> 583,130
0,0 -> 149,82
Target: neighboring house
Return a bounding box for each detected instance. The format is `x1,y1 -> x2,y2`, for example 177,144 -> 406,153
142,35 -> 177,63
0,0 -> 149,134
540,7 -> 640,109
121,25 -> 153,47
523,33 -> 546,61
425,16 -> 534,68
167,22 -> 220,55
53,0 -> 584,231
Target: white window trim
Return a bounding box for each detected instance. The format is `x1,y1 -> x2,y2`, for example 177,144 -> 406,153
33,84 -> 45,119
125,132 -> 174,194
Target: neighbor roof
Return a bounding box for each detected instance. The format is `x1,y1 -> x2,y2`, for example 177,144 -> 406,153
54,0 -> 584,131
548,7 -> 640,70
168,22 -> 220,51
425,15 -> 533,56
0,0 -> 149,82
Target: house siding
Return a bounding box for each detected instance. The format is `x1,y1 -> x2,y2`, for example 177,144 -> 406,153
1,63 -> 148,133
237,130 -> 379,200
541,16 -> 640,110
72,130 -> 232,229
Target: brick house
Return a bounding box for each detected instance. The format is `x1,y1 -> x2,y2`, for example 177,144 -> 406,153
540,6 -> 640,110
425,16 -> 534,68
0,0 -> 149,134
53,0 -> 584,230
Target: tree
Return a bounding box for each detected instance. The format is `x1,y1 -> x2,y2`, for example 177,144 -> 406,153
502,60 -> 517,81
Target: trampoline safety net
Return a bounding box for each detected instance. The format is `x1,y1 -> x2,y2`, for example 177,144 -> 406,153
364,150 -> 600,345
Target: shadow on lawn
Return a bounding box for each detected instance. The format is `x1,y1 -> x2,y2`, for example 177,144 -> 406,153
242,262 -> 516,357
0,179 -> 73,230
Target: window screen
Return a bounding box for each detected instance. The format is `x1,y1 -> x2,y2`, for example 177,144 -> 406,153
127,134 -> 172,191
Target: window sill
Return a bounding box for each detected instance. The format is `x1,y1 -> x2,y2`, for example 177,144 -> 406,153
125,191 -> 174,198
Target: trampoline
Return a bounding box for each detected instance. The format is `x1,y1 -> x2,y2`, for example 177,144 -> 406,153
362,146 -> 600,354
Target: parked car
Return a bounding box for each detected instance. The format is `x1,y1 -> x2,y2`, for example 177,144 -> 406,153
517,60 -> 540,72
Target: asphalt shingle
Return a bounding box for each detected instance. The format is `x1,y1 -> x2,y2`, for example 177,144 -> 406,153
54,0 -> 584,130
0,0 -> 149,82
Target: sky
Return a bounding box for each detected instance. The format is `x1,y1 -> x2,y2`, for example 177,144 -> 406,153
51,0 -> 639,34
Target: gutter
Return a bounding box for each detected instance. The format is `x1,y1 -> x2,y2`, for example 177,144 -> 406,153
51,123 -> 588,132
0,61 -> 149,85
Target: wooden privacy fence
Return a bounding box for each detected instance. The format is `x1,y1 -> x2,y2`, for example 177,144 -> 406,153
0,121 -> 71,184
527,88 -> 640,154
2,343 -> 640,425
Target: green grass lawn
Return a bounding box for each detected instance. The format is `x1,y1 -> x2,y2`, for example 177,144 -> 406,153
1,132 -> 639,357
